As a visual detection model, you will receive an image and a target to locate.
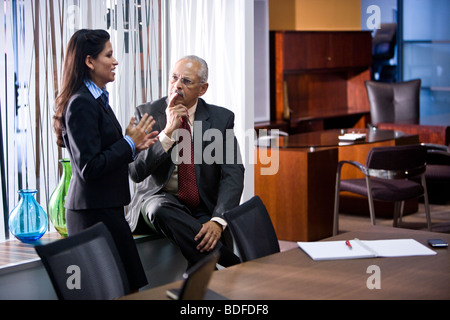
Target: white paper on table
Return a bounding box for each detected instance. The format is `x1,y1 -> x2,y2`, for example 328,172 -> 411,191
297,238 -> 436,261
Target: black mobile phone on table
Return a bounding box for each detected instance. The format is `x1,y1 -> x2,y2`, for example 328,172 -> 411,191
428,239 -> 448,248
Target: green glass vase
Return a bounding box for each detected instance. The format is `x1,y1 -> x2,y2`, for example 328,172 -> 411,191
48,158 -> 72,237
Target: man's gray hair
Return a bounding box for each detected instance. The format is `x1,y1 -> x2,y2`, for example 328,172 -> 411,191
180,55 -> 208,83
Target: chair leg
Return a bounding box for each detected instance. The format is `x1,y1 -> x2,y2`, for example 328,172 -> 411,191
333,173 -> 341,236
421,175 -> 432,231
365,176 -> 376,226
424,200 -> 432,231
399,201 -> 405,223
393,201 -> 401,227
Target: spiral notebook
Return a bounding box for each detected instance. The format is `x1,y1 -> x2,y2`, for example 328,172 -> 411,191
297,238 -> 436,261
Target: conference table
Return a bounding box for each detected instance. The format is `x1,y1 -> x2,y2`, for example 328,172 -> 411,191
122,226 -> 450,300
254,128 -> 419,241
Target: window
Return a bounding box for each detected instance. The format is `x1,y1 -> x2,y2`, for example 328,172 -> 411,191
402,0 -> 450,120
361,0 -> 450,122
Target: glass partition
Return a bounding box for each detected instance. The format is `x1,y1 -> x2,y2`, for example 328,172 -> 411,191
402,0 -> 450,121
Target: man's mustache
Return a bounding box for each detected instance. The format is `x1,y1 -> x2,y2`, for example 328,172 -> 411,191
172,90 -> 184,98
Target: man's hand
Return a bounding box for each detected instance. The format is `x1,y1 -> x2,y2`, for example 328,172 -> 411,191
194,221 -> 223,253
163,92 -> 188,138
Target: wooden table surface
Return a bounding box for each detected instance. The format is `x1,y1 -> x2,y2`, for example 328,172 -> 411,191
0,232 -> 62,270
377,122 -> 449,145
122,226 -> 450,300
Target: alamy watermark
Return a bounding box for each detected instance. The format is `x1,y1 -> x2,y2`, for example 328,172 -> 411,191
171,123 -> 279,176
366,265 -> 381,290
66,265 -> 81,290
366,5 -> 381,30
65,263 -> 382,292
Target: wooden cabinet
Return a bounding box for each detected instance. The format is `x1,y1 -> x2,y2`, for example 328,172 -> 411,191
255,147 -> 338,241
270,31 -> 373,133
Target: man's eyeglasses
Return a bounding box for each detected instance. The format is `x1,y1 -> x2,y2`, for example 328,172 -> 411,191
170,74 -> 203,88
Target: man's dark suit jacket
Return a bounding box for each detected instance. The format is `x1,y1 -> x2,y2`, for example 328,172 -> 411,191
62,85 -> 133,210
126,97 -> 245,231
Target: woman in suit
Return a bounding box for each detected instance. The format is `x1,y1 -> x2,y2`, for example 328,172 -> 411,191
53,29 -> 157,291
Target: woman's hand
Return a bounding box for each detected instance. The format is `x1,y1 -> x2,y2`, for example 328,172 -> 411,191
126,113 -> 159,152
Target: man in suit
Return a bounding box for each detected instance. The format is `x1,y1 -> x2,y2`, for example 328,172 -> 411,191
127,55 -> 244,267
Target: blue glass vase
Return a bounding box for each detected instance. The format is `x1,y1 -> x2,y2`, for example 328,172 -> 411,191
9,189 -> 48,243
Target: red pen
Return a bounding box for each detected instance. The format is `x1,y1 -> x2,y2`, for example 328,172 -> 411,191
345,240 -> 352,249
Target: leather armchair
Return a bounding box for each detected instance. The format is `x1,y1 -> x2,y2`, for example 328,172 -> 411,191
365,79 -> 421,127
333,144 -> 431,235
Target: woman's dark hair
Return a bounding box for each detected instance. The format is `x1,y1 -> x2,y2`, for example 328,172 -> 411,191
53,29 -> 110,147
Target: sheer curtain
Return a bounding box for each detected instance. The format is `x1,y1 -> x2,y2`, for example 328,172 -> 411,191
167,0 -> 255,201
0,0 -> 164,240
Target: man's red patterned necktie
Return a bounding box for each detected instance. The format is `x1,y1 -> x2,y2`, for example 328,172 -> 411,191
177,118 -> 200,210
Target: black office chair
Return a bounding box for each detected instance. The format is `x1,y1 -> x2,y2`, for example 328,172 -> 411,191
222,196 -> 280,262
167,250 -> 224,300
372,23 -> 397,82
365,79 -> 421,128
35,222 -> 130,300
333,144 -> 431,235
422,143 -> 450,204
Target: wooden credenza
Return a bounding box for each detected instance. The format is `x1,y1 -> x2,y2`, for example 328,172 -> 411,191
270,30 -> 372,133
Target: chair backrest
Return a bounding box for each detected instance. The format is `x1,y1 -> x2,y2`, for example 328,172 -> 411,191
175,250 -> 220,300
372,23 -> 397,60
365,79 -> 421,126
222,196 -> 280,262
366,144 -> 427,178
35,222 -> 130,300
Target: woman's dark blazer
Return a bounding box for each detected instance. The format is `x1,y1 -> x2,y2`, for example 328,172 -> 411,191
62,85 -> 133,210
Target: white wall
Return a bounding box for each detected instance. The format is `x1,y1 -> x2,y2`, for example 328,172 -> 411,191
254,0 -> 271,123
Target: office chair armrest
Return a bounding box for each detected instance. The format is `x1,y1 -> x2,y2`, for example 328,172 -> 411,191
366,165 -> 426,179
421,142 -> 448,152
337,160 -> 368,175
428,150 -> 450,158
337,160 -> 426,179
422,143 -> 450,165
427,149 -> 450,165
